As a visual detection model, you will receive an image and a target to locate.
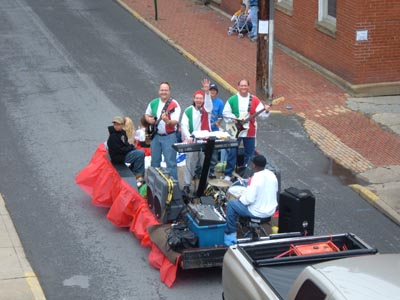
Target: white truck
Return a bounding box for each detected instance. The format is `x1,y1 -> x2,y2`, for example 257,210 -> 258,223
222,233 -> 400,300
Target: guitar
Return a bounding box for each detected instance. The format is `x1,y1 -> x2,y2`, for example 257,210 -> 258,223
219,96 -> 284,138
143,108 -> 176,144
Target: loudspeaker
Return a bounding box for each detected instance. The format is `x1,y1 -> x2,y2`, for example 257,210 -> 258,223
146,167 -> 184,223
278,187 -> 315,235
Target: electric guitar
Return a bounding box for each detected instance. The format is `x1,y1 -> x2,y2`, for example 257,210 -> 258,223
143,108 -> 176,144
219,96 -> 284,138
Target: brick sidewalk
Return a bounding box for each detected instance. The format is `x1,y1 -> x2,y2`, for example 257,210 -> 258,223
120,0 -> 400,172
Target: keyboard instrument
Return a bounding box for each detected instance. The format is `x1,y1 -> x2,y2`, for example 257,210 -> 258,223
173,139 -> 238,153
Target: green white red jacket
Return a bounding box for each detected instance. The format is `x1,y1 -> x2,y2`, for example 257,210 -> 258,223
223,93 -> 269,137
145,98 -> 181,134
181,92 -> 213,140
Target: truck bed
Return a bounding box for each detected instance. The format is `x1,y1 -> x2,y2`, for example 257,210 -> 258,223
237,233 -> 377,300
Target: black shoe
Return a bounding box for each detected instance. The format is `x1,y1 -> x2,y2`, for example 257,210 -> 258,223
183,185 -> 191,195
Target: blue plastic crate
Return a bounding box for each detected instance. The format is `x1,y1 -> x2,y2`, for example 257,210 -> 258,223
187,214 -> 226,247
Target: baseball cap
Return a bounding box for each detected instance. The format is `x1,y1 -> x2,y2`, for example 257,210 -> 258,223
251,155 -> 267,168
112,116 -> 124,124
210,83 -> 218,91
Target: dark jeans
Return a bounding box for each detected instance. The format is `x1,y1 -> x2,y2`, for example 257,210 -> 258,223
225,200 -> 258,234
225,137 -> 255,177
125,149 -> 145,177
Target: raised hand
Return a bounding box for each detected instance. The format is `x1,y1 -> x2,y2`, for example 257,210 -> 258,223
202,78 -> 211,93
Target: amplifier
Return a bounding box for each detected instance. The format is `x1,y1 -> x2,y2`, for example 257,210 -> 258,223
146,167 -> 184,223
188,203 -> 226,226
278,187 -> 315,235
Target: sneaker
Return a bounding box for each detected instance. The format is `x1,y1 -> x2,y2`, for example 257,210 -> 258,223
224,232 -> 237,246
224,176 -> 231,182
136,176 -> 144,188
250,36 -> 258,42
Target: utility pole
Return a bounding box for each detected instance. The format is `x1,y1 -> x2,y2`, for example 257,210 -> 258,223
256,0 -> 274,99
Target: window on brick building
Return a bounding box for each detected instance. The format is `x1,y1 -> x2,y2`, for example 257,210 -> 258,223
318,0 -> 336,26
276,0 -> 293,15
277,0 -> 293,6
316,0 -> 336,36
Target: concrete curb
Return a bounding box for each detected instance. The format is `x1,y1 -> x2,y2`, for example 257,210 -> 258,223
0,194 -> 47,300
115,0 -> 281,114
349,184 -> 400,225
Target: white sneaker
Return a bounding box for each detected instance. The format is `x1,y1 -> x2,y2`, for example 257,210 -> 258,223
224,176 -> 231,182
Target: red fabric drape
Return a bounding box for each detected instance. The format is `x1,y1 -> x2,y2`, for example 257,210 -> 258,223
149,245 -> 180,288
106,180 -> 136,227
92,165 -> 118,207
75,144 -> 108,196
75,144 -> 179,287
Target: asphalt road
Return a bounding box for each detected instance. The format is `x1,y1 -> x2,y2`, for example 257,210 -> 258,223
0,0 -> 399,299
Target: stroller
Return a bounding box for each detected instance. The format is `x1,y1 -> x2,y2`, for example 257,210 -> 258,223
228,13 -> 252,38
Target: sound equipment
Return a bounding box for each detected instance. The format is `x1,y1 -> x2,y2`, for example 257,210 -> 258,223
187,203 -> 226,226
172,139 -> 239,153
278,187 -> 315,236
146,167 -> 184,223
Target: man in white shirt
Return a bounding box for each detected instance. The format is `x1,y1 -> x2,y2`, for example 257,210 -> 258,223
224,154 -> 278,246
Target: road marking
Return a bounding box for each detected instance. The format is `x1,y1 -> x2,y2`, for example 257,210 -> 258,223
25,272 -> 47,300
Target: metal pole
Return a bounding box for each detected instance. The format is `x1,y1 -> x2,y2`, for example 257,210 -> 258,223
154,0 -> 158,21
267,0 -> 274,99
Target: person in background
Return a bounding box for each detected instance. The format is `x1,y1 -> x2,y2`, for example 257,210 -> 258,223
180,79 -> 213,194
248,0 -> 258,42
107,116 -> 145,181
208,83 -> 225,178
230,3 -> 253,32
144,82 -> 181,180
123,116 -> 135,145
224,154 -> 278,246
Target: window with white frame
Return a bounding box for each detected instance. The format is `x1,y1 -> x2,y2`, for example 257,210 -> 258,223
276,0 -> 293,15
277,0 -> 293,5
318,0 -> 336,27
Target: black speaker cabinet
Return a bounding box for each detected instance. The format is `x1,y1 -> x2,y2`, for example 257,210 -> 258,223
278,187 -> 315,235
146,167 -> 184,223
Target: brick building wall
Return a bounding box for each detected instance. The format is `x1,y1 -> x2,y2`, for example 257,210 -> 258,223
220,0 -> 400,94
275,0 -> 400,86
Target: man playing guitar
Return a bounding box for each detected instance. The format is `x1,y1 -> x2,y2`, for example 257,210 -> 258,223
144,82 -> 181,180
222,79 -> 270,181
